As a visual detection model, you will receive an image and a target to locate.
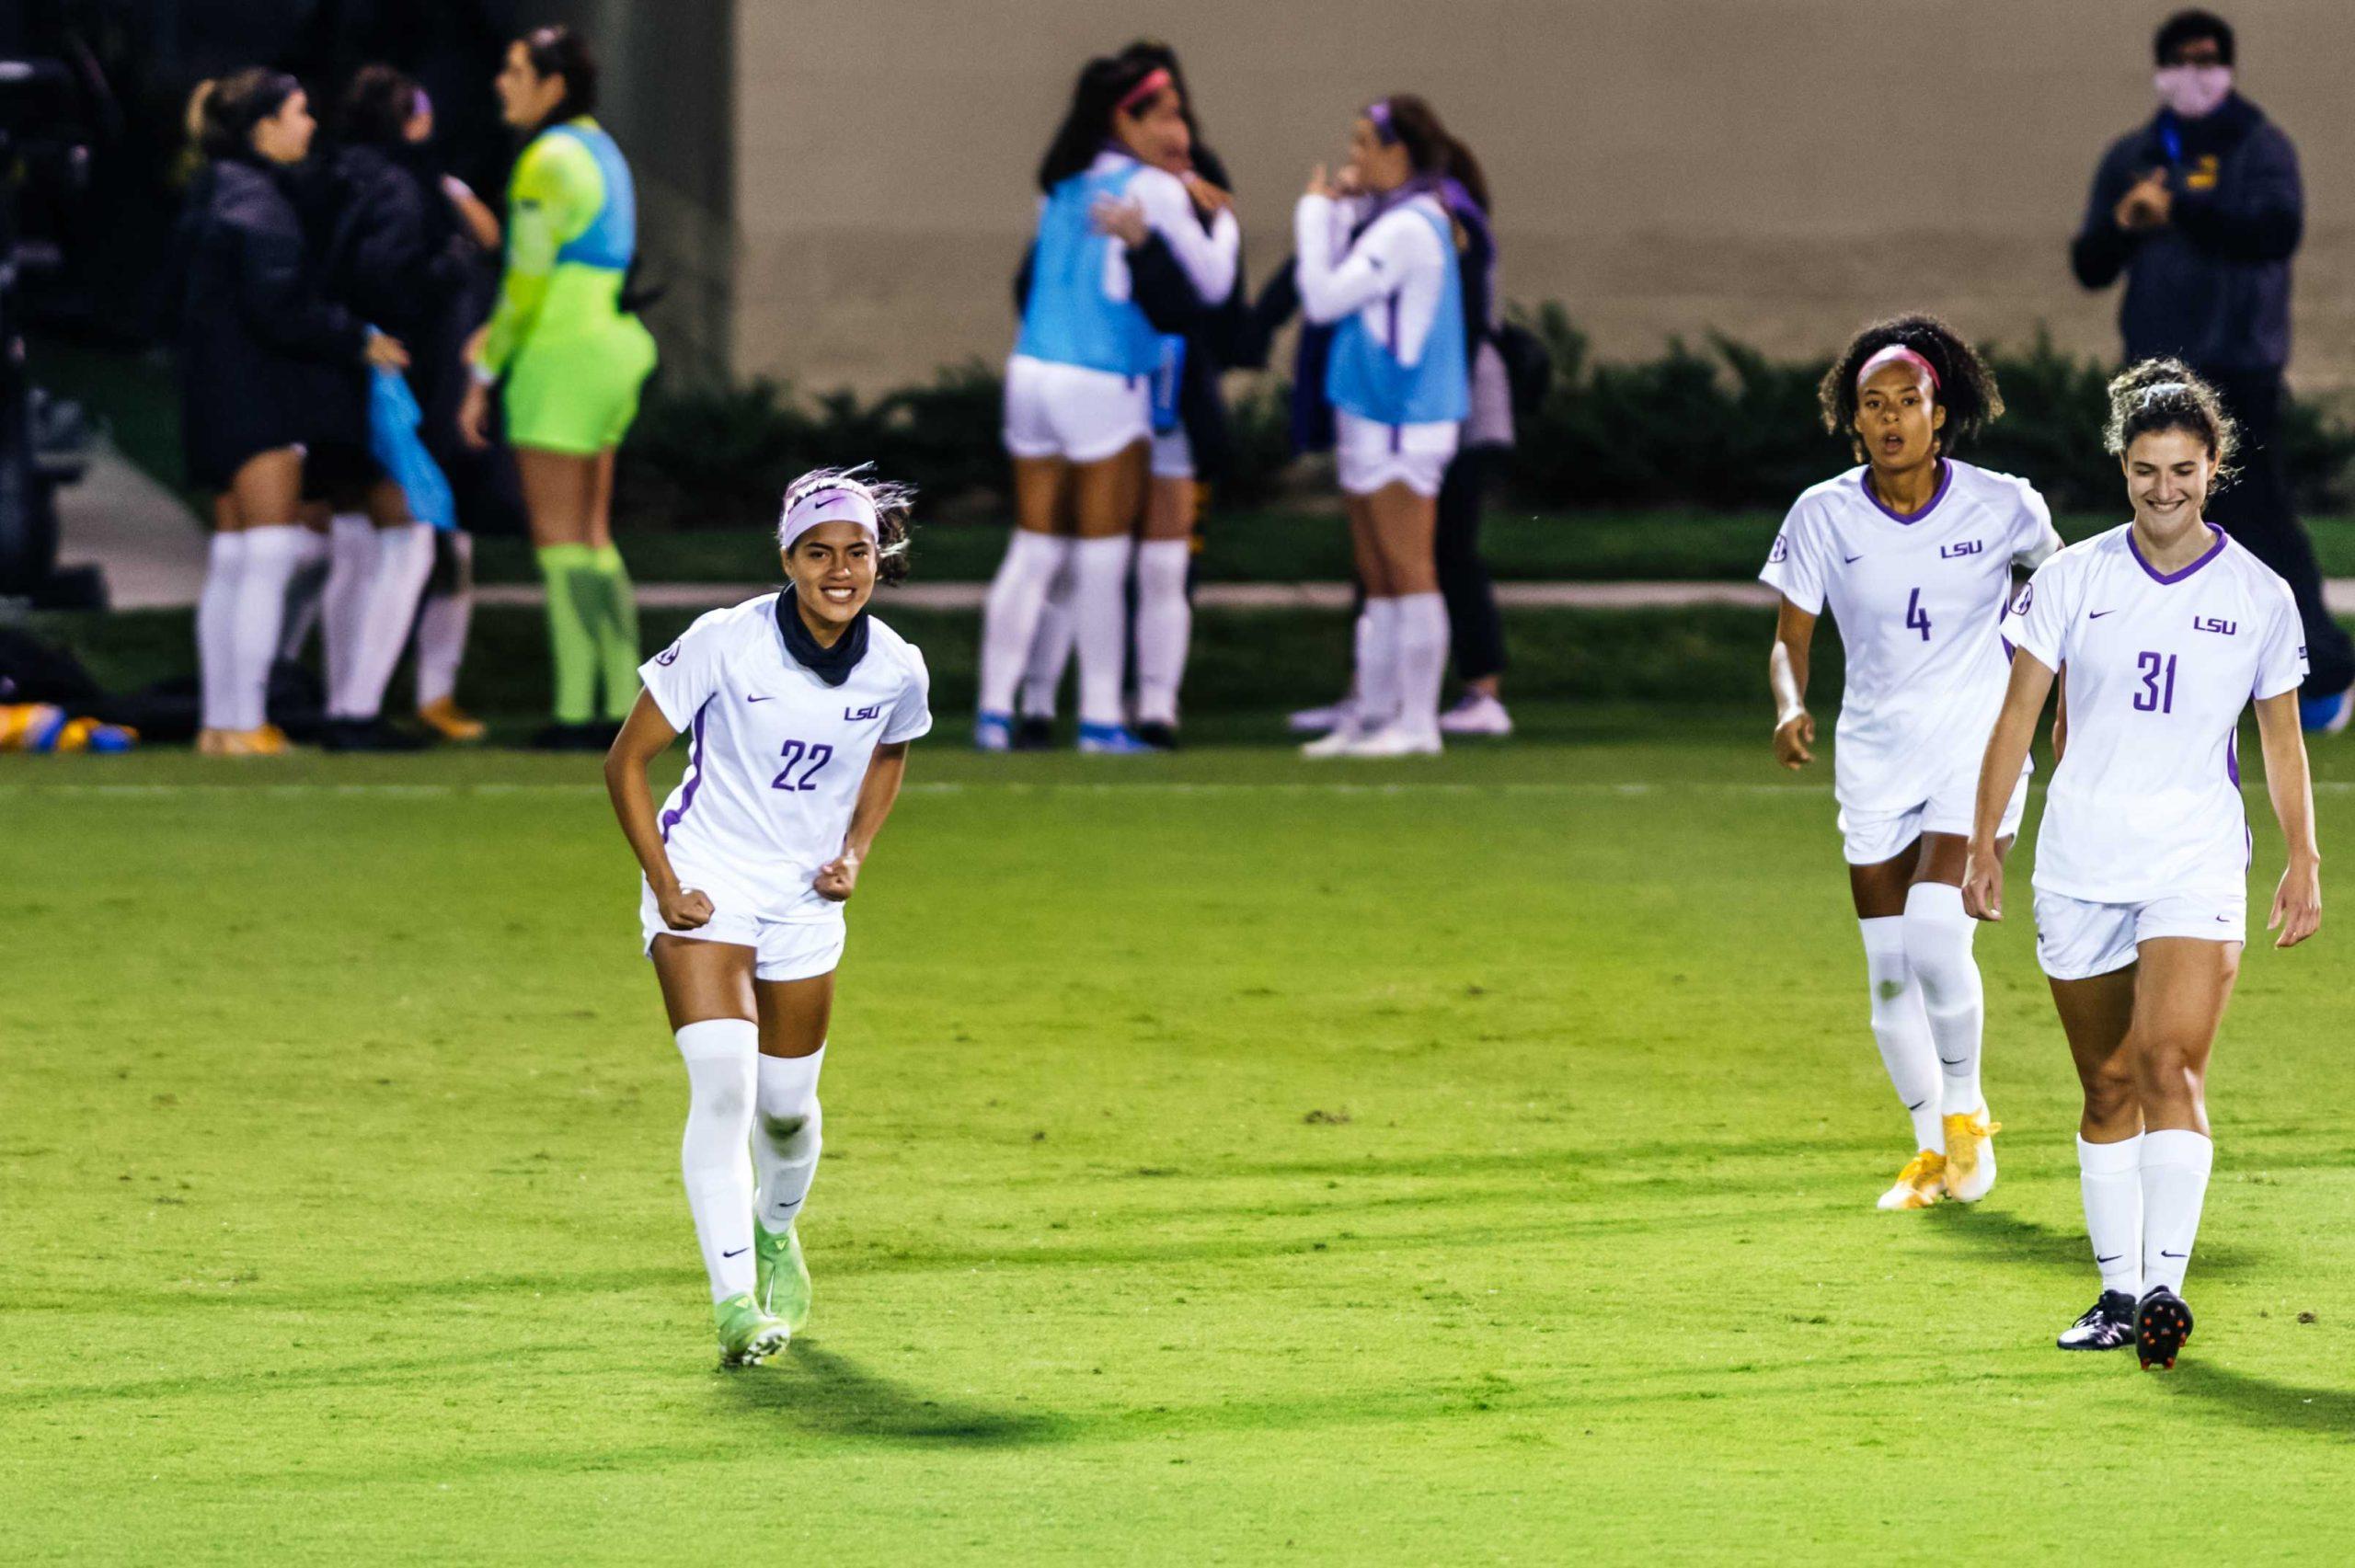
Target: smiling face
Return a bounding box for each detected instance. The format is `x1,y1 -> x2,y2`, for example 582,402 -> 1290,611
496,41 -> 568,130
783,521 -> 879,633
2122,427 -> 2217,533
1853,360 -> 1946,471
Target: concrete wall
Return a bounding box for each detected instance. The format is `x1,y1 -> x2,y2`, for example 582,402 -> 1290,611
729,0 -> 2355,397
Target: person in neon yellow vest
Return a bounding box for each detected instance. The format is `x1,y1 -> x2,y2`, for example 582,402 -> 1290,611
461,25 -> 658,750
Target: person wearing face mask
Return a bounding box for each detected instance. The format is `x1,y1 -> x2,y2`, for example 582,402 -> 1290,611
2070,9 -> 2355,735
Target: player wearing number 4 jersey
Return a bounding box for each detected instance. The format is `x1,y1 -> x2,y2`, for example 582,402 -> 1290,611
1967,361 -> 2320,1369
1762,316 -> 2062,1212
605,467 -> 930,1368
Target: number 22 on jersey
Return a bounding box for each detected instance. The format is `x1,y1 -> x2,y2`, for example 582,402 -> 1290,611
771,739 -> 834,791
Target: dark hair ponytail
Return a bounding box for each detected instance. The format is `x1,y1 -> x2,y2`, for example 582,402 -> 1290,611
1820,313 -> 2005,457
201,66 -> 301,160
1037,53 -> 1165,192
338,63 -> 423,149
1377,94 -> 1490,214
517,24 -> 598,125
2104,358 -> 2239,479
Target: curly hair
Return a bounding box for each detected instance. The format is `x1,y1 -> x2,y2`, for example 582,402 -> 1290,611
2103,358 -> 2239,483
1818,314 -> 2005,460
777,465 -> 914,586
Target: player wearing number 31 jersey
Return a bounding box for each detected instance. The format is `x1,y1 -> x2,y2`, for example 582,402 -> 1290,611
1762,316 -> 2062,1214
606,466 -> 929,1368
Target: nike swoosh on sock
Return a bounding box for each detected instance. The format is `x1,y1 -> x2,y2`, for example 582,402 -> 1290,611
722,1247 -> 749,1258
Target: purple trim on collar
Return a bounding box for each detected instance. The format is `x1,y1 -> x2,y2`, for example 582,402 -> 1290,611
1860,460 -> 1951,525
2127,521 -> 2227,585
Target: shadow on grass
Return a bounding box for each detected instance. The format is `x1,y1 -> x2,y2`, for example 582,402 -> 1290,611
1925,1204 -> 2261,1278
2161,1363 -> 2355,1438
729,1343 -> 1074,1448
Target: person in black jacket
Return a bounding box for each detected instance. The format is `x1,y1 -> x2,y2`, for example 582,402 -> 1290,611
307,64 -> 490,749
179,67 -> 409,756
2071,8 -> 2355,732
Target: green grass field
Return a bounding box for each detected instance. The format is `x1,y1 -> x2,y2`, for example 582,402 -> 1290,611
7,718 -> 2355,1564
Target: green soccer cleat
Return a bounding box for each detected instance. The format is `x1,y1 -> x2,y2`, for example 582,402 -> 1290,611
754,1219 -> 812,1334
712,1291 -> 789,1368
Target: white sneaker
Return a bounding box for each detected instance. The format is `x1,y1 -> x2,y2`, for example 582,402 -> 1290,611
1439,692 -> 1513,738
1289,701 -> 1355,736
1302,722 -> 1370,758
1344,723 -> 1442,758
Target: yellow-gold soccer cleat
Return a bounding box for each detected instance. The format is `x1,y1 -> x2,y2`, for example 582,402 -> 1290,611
1941,1111 -> 2002,1204
417,697 -> 488,743
1877,1150 -> 1947,1210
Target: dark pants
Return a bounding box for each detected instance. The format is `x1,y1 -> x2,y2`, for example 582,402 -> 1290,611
2198,367 -> 2355,697
1435,446 -> 1507,684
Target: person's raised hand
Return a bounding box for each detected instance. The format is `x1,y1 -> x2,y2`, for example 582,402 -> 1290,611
364,330 -> 410,370
1089,194 -> 1149,246
1304,163 -> 1339,200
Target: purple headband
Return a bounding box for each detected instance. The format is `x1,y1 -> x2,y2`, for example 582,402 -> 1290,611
1366,99 -> 1397,145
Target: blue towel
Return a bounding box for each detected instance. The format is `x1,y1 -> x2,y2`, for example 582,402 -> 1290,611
367,363 -> 457,532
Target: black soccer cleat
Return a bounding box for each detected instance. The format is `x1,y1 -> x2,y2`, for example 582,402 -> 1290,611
1011,715 -> 1055,751
2135,1286 -> 2194,1370
1134,721 -> 1178,751
2056,1290 -> 2137,1351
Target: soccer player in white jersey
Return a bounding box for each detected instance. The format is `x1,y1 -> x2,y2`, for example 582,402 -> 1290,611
604,467 -> 932,1368
1967,362 -> 2321,1369
1761,316 -> 2063,1211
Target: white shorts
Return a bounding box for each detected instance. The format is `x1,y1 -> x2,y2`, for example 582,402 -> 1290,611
1837,764 -> 2028,866
1334,410 -> 1457,498
1150,423 -> 1194,480
639,875 -> 846,983
1003,354 -> 1150,464
2034,888 -> 2247,981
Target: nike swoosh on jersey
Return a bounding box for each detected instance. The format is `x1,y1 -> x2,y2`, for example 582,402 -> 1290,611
1843,554 -> 1863,564
746,694 -> 775,703
2088,610 -> 2116,619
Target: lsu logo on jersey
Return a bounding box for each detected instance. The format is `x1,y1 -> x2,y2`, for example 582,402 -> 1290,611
1768,533 -> 1789,564
1940,540 -> 1983,559
844,703 -> 883,722
2011,583 -> 2034,616
2191,615 -> 2238,635
655,643 -> 682,666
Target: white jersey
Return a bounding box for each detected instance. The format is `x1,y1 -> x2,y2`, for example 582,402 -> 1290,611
1295,191 -> 1450,367
639,595 -> 932,923
1759,460 -> 2062,813
2005,523 -> 2305,902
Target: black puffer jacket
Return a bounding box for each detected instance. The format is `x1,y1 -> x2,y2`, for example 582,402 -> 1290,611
320,142 -> 477,462
176,155 -> 371,489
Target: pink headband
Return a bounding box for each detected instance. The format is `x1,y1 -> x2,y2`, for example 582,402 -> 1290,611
1116,68 -> 1172,116
1856,344 -> 1940,395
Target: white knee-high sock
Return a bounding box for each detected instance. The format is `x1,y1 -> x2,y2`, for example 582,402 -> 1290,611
322,513 -> 374,717
277,528 -> 331,661
2141,1128 -> 2213,1295
675,1020 -> 759,1303
334,522 -> 435,721
413,532 -> 474,709
197,532 -> 247,732
1354,599 -> 1402,729
1132,539 -> 1192,727
1072,533 -> 1136,729
2078,1133 -> 2144,1297
1902,883 -> 1986,1116
1020,560 -> 1076,720
978,530 -> 1071,717
1392,590 -> 1448,739
231,525 -> 310,731
751,1047 -> 825,1231
1860,917 -> 1944,1154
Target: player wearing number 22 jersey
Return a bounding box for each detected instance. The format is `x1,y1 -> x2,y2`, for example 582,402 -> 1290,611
638,596 -> 931,964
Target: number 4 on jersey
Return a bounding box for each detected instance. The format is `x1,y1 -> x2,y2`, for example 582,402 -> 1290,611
1904,588 -> 1932,642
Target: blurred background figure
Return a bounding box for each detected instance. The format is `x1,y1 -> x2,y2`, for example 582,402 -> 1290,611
460,25 -> 656,751
317,63 -> 495,744
174,66 -> 408,756
2070,6 -> 2355,733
